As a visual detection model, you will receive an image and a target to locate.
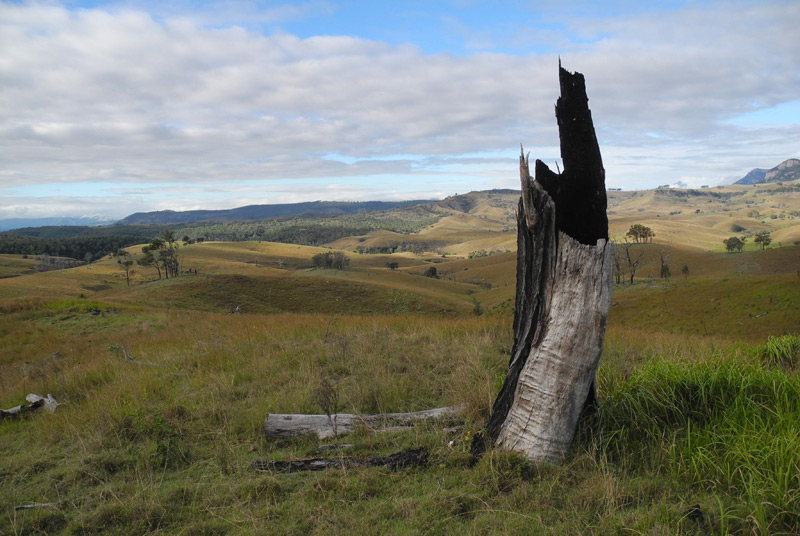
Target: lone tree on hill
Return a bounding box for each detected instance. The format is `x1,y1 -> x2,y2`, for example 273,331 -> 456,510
659,251 -> 671,280
145,231 -> 181,278
724,236 -> 745,253
473,64 -> 613,464
754,231 -> 772,250
626,224 -> 654,243
614,239 -> 646,285
114,250 -> 134,286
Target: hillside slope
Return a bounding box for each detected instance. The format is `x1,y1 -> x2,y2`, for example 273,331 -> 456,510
118,200 -> 434,225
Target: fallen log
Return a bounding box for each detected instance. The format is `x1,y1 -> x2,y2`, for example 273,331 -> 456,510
264,405 -> 464,439
0,394 -> 62,420
15,502 -> 59,511
251,447 -> 428,473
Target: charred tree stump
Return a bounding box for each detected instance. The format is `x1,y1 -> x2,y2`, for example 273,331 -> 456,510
474,64 -> 613,464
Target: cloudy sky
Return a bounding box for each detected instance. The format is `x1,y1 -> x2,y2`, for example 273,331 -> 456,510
1,0 -> 799,221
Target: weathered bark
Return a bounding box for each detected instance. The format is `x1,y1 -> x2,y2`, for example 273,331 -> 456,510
264,405 -> 464,440
251,448 -> 428,473
475,64 -> 613,463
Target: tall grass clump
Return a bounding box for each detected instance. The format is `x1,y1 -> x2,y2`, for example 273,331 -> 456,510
592,355 -> 800,532
759,334 -> 800,369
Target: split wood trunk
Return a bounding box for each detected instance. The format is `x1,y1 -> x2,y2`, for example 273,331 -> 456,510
476,64 -> 613,464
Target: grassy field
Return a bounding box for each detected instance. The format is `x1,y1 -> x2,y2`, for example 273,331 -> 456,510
2,185 -> 800,535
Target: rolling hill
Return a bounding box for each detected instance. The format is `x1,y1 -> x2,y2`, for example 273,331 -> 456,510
2,183 -> 800,536
117,199 -> 435,225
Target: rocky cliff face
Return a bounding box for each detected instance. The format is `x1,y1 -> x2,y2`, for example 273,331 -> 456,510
735,158 -> 800,184
764,158 -> 800,182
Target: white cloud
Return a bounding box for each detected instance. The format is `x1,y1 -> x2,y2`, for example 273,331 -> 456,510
0,1 -> 798,219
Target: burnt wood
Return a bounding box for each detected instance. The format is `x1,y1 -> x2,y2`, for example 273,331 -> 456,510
473,64 -> 611,462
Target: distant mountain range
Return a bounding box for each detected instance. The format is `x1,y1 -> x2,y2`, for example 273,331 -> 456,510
2,159 -> 798,232
735,158 -> 800,185
116,200 -> 434,225
0,216 -> 114,233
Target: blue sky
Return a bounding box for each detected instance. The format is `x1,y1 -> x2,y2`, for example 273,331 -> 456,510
1,0 -> 798,220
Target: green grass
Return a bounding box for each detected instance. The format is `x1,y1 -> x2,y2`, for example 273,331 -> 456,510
2,234 -> 800,534
2,301 -> 799,534
0,255 -> 36,279
589,356 -> 800,533
608,274 -> 800,341
759,334 -> 800,369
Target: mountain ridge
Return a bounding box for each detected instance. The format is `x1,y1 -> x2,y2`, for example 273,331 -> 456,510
116,200 -> 435,225
735,158 -> 800,185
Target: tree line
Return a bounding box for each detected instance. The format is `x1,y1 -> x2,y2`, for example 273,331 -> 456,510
311,251 -> 350,270
0,231 -> 155,263
173,210 -> 443,246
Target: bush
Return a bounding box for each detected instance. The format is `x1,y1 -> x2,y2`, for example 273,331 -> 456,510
423,266 -> 439,279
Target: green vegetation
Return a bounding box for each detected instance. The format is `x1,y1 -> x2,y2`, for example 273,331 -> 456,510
2,185 -> 800,534
311,251 -> 350,270
724,236 -> 745,252
2,294 -> 799,534
591,354 -> 800,533
174,208 -> 443,246
754,230 -> 773,250
0,226 -> 160,262
423,266 -> 439,278
625,223 -> 655,243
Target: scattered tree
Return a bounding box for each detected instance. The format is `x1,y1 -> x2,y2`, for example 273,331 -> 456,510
138,231 -> 181,279
612,243 -> 623,284
386,261 -> 399,270
312,251 -> 350,270
114,250 -> 134,286
626,224 -> 655,243
423,266 -> 439,279
617,239 -> 646,284
471,297 -> 483,316
681,264 -> 690,280
659,251 -> 671,280
754,231 -> 772,250
138,245 -> 160,279
723,236 -> 745,253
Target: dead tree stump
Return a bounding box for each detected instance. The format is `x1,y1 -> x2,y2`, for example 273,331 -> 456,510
474,64 -> 613,463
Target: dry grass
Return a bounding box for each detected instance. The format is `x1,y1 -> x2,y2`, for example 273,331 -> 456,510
2,189 -> 800,534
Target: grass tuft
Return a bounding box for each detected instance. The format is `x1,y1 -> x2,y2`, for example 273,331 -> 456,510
759,334 -> 800,369
588,354 -> 800,532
